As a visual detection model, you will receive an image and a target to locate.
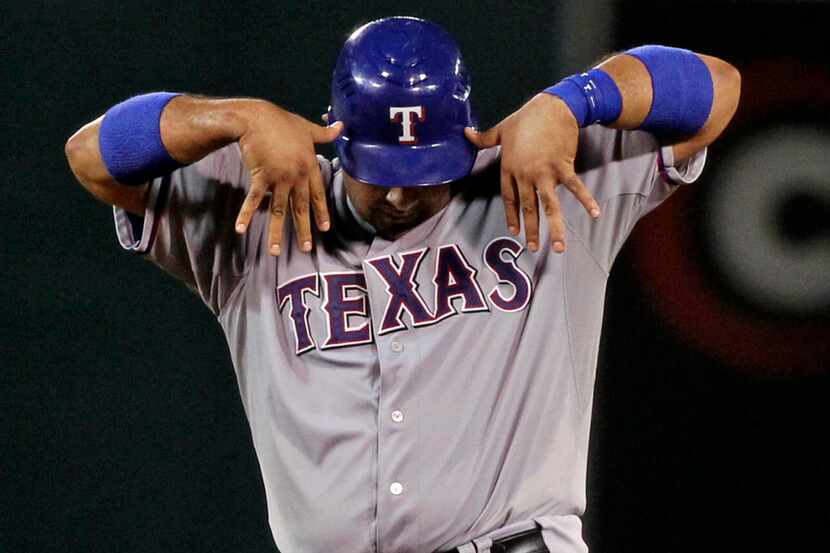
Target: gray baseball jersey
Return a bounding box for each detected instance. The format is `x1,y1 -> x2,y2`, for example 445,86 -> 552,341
113,125 -> 705,553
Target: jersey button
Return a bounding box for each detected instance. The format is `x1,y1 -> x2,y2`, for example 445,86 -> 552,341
389,482 -> 404,495
391,410 -> 404,423
390,340 -> 403,353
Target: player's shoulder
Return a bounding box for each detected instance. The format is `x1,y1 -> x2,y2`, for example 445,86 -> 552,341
575,125 -> 660,173
317,154 -> 336,186
180,142 -> 248,187
452,146 -> 501,201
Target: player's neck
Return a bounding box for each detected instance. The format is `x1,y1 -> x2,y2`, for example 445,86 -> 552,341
342,172 -> 452,240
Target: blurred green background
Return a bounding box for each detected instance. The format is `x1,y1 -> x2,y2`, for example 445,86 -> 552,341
3,1 -> 829,552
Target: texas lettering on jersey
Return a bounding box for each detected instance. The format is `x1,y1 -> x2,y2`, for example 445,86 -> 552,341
277,238 -> 532,355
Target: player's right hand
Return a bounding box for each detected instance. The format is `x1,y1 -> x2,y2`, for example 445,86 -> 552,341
233,101 -> 343,256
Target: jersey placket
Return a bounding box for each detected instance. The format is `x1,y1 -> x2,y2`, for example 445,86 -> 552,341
363,242 -> 423,553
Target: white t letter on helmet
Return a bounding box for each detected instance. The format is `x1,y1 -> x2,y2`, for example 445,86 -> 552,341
390,106 -> 426,144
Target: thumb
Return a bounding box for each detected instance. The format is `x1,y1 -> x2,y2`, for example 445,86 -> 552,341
464,126 -> 500,149
310,121 -> 344,144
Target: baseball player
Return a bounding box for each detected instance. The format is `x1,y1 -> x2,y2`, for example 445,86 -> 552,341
65,16 -> 740,553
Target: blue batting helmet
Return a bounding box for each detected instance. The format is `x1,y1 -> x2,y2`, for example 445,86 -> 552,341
328,16 -> 477,187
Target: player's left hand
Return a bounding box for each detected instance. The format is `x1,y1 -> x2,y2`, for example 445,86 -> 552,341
465,93 -> 601,253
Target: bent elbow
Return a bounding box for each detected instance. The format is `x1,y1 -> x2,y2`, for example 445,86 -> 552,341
64,117 -> 109,186
64,130 -> 85,174
719,59 -> 741,97
711,58 -> 742,111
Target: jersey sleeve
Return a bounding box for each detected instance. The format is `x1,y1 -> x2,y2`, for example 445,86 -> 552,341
112,143 -> 255,315
561,125 -> 706,272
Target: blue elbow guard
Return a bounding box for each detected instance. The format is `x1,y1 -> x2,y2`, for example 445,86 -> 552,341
626,45 -> 714,138
98,92 -> 183,186
544,68 -> 623,127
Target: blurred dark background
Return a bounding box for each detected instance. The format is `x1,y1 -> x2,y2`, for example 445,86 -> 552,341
3,1 -> 829,552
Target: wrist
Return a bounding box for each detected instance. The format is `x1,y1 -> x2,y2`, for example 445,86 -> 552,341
160,96 -> 264,161
532,92 -> 580,127
222,98 -> 280,139
542,68 -> 622,128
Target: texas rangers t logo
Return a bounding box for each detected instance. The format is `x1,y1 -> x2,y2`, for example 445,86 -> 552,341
390,106 -> 426,144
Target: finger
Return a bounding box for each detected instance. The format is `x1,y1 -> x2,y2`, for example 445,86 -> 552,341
500,169 -> 520,236
538,183 -> 567,253
235,177 -> 267,233
517,179 -> 540,252
268,186 -> 290,256
290,182 -> 313,253
309,163 -> 331,231
464,126 -> 500,149
560,172 -> 600,218
309,121 -> 344,144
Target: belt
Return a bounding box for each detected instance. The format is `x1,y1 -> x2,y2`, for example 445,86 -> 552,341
453,528 -> 548,553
